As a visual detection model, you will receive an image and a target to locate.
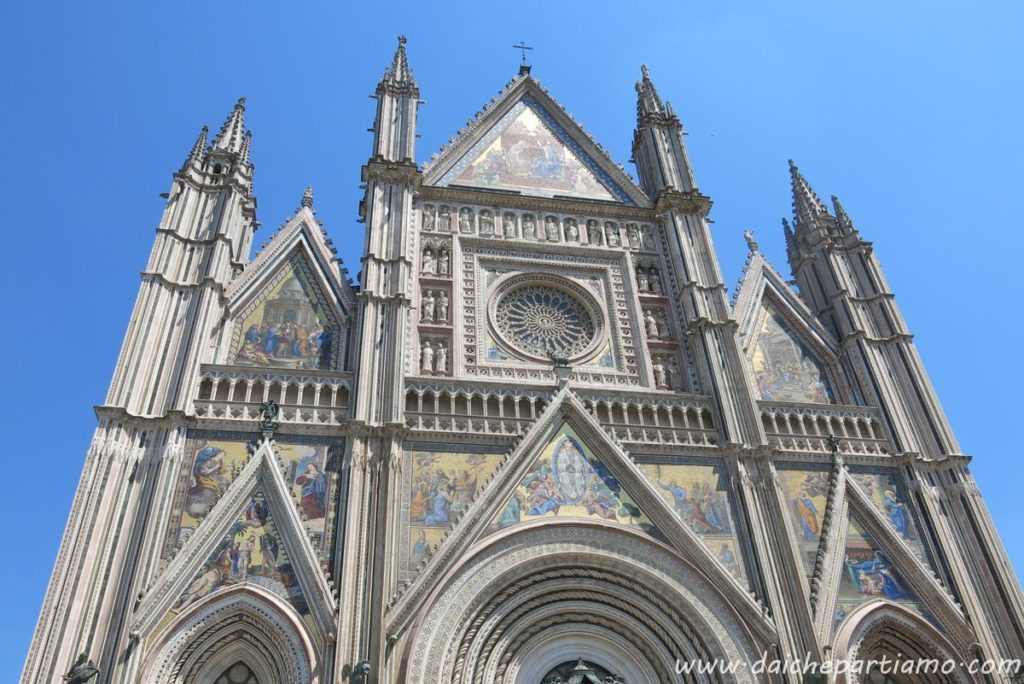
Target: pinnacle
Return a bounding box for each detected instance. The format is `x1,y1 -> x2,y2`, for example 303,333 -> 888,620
788,159 -> 830,225
301,185 -> 314,209
635,63 -> 666,125
211,97 -> 247,154
380,35 -> 416,89
184,125 -> 208,167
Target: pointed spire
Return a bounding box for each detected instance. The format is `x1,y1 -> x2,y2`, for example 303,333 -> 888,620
379,35 -> 416,92
788,159 -> 830,227
184,125 -> 208,167
635,64 -> 667,125
301,185 -> 314,209
211,97 -> 247,153
831,194 -> 860,237
238,130 -> 252,167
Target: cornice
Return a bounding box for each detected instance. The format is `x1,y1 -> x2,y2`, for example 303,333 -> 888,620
654,189 -> 713,216
415,185 -> 658,221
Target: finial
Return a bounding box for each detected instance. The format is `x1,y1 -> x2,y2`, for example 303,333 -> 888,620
398,35 -> 407,47
641,63 -> 650,80
743,229 -> 759,254
301,185 -> 314,208
211,97 -> 248,154
635,63 -> 666,124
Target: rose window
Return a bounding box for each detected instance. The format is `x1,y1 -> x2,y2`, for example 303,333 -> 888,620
494,285 -> 596,359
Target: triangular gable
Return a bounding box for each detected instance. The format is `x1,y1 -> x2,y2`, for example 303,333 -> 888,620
385,388 -> 772,645
424,76 -> 648,206
135,439 -> 336,644
481,424 -> 663,540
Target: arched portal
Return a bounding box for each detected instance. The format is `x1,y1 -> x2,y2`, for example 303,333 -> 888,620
142,585 -> 318,684
400,523 -> 767,684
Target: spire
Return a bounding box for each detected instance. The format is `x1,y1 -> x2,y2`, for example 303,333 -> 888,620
379,36 -> 416,92
635,64 -> 668,125
238,130 -> 252,167
183,125 -> 208,167
211,97 -> 247,153
831,194 -> 859,237
301,185 -> 314,209
788,159 -> 830,228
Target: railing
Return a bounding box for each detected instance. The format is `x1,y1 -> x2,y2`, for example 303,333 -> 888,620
576,390 -> 719,448
404,381 -> 552,437
194,364 -> 351,427
759,401 -> 890,455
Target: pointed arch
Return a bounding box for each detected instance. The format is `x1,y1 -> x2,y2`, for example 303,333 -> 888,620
142,585 -> 319,684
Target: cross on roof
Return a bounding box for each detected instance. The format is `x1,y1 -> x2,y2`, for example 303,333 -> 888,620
512,41 -> 533,66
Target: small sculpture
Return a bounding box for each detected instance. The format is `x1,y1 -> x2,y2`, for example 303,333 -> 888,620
437,248 -> 450,275
637,270 -> 649,292
435,343 -> 448,375
421,290 -> 436,323
63,654 -> 99,684
459,207 -> 473,233
420,341 -> 434,374
650,269 -> 662,293
351,660 -> 372,683
422,247 -> 435,274
502,212 -> 517,239
641,224 -> 655,250
545,215 -> 560,242
564,218 -> 578,242
644,310 -> 660,339
587,219 -> 602,245
523,214 -> 536,240
421,205 -> 435,231
438,205 -> 452,232
653,361 -> 669,389
627,223 -> 641,249
437,291 -> 449,322
605,221 -> 620,247
259,400 -> 279,433
480,210 -> 494,236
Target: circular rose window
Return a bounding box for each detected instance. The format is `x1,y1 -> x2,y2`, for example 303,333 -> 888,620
490,276 -> 604,362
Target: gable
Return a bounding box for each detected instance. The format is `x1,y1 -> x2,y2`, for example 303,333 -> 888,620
750,300 -> 836,404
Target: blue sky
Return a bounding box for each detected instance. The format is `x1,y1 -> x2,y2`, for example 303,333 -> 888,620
1,1 -> 1021,678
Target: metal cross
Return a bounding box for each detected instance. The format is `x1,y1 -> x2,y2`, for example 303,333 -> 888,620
512,41 -> 533,65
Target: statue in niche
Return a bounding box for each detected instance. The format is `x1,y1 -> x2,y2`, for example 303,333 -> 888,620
605,221 -> 621,247
545,216 -> 560,242
503,212 -> 517,238
422,247 -> 435,274
627,223 -> 641,249
650,268 -> 662,293
437,248 -> 450,275
587,219 -> 602,245
565,218 -> 579,241
644,309 -> 660,339
421,290 -> 436,323
63,654 -> 99,684
653,360 -> 669,389
435,343 -> 448,375
437,291 -> 449,322
420,341 -> 434,374
421,205 -> 435,231
480,210 -> 494,236
641,224 -> 655,250
667,360 -> 679,389
657,311 -> 670,338
637,269 -> 649,292
523,214 -> 537,240
459,207 -> 473,233
439,205 -> 452,232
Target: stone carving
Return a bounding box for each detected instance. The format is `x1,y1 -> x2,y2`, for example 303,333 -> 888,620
437,291 -> 449,323
627,223 -> 640,249
420,341 -> 434,374
545,215 -> 560,242
495,285 -> 596,359
63,654 -> 99,684
637,270 -> 649,292
522,214 -> 536,240
435,343 -> 448,376
421,204 -> 435,231
459,207 -> 473,233
259,400 -> 279,433
480,210 -> 494,236
437,248 -> 450,275
649,268 -> 662,293
502,212 -> 517,239
439,205 -> 452,232
641,224 -> 655,250
421,290 -> 436,323
644,309 -> 660,340
587,219 -> 602,245
422,247 -> 435,274
605,221 -> 620,247
564,218 -> 578,242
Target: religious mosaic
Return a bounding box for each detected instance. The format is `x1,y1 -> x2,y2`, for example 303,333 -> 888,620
638,461 -> 746,582
232,260 -> 336,370
485,426 -> 660,538
407,449 -> 504,569
169,491 -> 313,627
449,103 -> 617,201
833,516 -> 932,632
849,470 -> 932,567
164,438 -> 337,561
778,467 -> 830,575
750,301 -> 835,404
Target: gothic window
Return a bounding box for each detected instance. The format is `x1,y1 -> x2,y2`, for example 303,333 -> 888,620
495,285 -> 596,360
214,661 -> 259,684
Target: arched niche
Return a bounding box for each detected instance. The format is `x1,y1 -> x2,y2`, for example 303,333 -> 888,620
142,585 -> 319,684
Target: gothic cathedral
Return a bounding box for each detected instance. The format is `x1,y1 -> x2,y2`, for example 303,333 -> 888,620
25,38 -> 1024,684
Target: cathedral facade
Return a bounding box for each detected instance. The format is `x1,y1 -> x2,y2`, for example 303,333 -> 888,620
25,38 -> 1024,683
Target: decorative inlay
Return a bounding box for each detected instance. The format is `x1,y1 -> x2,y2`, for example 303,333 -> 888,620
494,285 -> 596,361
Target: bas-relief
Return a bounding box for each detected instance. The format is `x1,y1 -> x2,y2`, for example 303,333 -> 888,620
233,261 -> 336,371
485,426 -> 661,539
165,439 -> 336,561
454,106 -> 616,201
750,302 -> 835,404
638,461 -> 747,582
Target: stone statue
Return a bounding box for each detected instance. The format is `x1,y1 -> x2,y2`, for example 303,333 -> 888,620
439,205 -> 452,232
587,219 -> 602,245
657,311 -> 670,339
435,343 -> 448,375
605,221 -> 620,247
523,214 -> 536,239
259,400 -> 279,432
420,341 -> 434,374
421,205 -> 435,231
63,654 -> 99,684
650,269 -> 662,293
641,224 -> 655,250
545,215 -> 560,242
653,361 -> 669,389
351,660 -> 372,683
459,207 -> 473,233
627,223 -> 640,249
503,212 -> 517,238
480,210 -> 494,236
437,291 -> 449,322
421,290 -> 435,323
422,248 -> 435,274
565,219 -> 578,242
437,248 -> 450,275
644,310 -> 660,339
637,270 -> 649,292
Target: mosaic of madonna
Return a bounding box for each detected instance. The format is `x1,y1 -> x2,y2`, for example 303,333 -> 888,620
485,426 -> 660,539
163,436 -> 339,564
751,301 -> 835,404
453,104 -> 616,201
232,261 -> 337,370
638,460 -> 747,582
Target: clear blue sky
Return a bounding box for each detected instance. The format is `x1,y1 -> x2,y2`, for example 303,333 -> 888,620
1,1 -> 1021,678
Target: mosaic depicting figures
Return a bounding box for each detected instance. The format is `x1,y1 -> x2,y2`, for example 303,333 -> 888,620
171,492 -> 310,620
750,302 -> 835,404
639,461 -> 746,581
486,427 -> 659,538
233,262 -> 335,370
454,105 -> 616,201
778,468 -> 831,575
833,517 -> 931,631
167,440 -> 335,558
850,470 -> 932,567
407,450 -> 503,569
